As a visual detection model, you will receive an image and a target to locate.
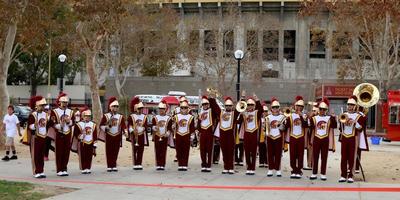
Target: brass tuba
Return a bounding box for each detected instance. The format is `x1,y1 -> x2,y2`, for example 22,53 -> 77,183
353,83 -> 380,108
236,100 -> 247,113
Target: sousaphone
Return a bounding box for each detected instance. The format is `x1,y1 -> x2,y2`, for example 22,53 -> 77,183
353,83 -> 380,108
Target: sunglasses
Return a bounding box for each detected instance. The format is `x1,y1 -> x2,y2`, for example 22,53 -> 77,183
112,105 -> 119,108
272,106 -> 279,109
181,107 -> 188,109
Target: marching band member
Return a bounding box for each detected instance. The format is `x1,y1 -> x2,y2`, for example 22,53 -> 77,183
48,93 -> 75,176
152,100 -> 173,170
258,102 -> 269,168
209,96 -> 240,174
128,97 -> 149,170
356,106 -> 369,174
265,97 -> 286,177
239,96 -> 263,175
172,96 -> 188,162
309,98 -> 337,181
304,103 -> 318,171
174,100 -> 195,171
27,96 -> 48,178
100,97 -> 126,172
286,96 -> 308,179
338,96 -> 363,183
198,95 -> 218,172
73,107 -> 97,174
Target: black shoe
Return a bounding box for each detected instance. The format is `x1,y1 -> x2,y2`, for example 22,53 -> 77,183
213,161 -> 219,164
303,167 -> 312,171
1,156 -> 9,161
174,159 -> 178,162
10,155 -> 17,160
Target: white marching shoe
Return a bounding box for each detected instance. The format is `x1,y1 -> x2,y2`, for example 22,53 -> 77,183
267,170 -> 273,177
276,171 -> 282,177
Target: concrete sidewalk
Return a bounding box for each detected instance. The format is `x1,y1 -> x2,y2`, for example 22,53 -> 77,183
1,140 -> 400,200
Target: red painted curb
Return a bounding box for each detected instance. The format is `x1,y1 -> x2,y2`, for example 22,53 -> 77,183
1,176 -> 400,192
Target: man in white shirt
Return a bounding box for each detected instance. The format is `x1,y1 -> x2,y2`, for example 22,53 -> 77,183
2,105 -> 22,161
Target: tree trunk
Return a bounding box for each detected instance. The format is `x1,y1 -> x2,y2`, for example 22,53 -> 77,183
86,50 -> 103,125
0,23 -> 17,149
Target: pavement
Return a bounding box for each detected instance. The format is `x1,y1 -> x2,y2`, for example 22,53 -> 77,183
1,137 -> 400,200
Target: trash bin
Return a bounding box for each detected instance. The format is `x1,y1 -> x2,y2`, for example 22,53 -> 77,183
371,136 -> 381,145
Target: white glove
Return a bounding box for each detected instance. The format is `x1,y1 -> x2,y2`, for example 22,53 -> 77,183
55,124 -> 61,130
278,124 -> 285,131
29,124 -> 36,131
79,134 -> 84,140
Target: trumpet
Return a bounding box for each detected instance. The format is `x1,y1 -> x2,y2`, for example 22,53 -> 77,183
339,113 -> 348,123
206,87 -> 221,97
236,100 -> 247,113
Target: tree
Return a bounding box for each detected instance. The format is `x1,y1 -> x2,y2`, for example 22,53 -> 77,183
301,0 -> 400,131
182,4 -> 281,93
302,0 -> 400,97
72,0 -> 130,124
105,5 -> 180,98
0,0 -> 68,148
7,51 -> 81,96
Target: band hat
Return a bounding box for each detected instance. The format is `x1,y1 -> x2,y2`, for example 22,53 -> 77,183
318,97 -> 329,109
36,98 -> 47,106
201,96 -> 209,104
312,106 -> 319,112
263,105 -> 269,111
110,100 -> 119,107
295,95 -> 305,106
224,97 -> 233,106
271,97 -> 280,107
82,110 -> 92,116
246,97 -> 255,105
135,102 -> 144,109
158,100 -> 167,109
347,95 -> 358,105
179,96 -> 187,102
180,100 -> 189,107
59,96 -> 69,102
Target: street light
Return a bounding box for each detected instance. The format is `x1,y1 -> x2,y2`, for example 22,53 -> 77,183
58,54 -> 67,94
234,50 -> 244,101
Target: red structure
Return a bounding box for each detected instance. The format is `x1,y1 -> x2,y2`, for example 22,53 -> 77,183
382,90 -> 400,141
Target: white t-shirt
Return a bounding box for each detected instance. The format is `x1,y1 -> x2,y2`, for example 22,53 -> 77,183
3,114 -> 20,137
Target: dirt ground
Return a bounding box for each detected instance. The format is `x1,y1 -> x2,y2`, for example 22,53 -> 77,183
12,136 -> 400,184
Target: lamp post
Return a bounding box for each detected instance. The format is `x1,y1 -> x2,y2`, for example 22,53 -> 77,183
58,54 -> 67,94
234,50 -> 244,101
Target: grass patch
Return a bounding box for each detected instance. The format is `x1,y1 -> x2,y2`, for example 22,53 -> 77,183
0,180 -> 54,200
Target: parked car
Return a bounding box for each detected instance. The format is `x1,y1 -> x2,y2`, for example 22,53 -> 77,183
13,105 -> 32,127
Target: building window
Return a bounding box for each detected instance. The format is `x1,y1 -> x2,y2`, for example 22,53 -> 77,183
263,30 -> 279,61
246,30 -> 258,59
389,106 -> 400,124
204,30 -> 217,57
310,29 -> 326,58
284,30 -> 296,62
189,30 -> 199,50
223,30 -> 234,57
332,31 -> 352,59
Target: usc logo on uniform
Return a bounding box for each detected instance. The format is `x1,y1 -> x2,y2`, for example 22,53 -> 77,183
294,118 -> 302,126
110,118 -> 118,127
317,121 -> 327,130
85,127 -> 92,135
38,118 -> 46,127
157,120 -> 166,127
178,119 -> 188,127
200,112 -> 208,120
135,119 -> 143,126
222,113 -> 231,121
270,120 -> 279,128
247,115 -> 254,123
